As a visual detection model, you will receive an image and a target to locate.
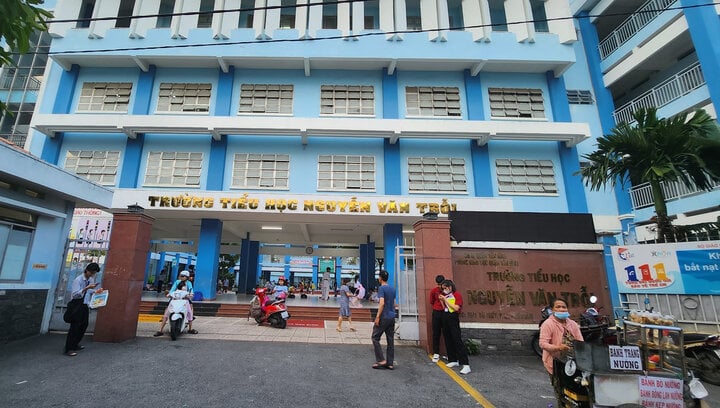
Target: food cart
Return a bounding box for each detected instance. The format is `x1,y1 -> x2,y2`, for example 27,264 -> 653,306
559,313 -> 708,407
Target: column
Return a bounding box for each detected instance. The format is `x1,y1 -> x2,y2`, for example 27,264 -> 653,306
94,212 -> 154,342
681,0 -> 720,111
194,219 -> 223,300
600,234 -> 622,314
413,218 -> 452,353
42,64 -> 79,164
383,67 -> 402,195
359,242 -> 376,292
465,69 -> 492,197
547,71 -> 588,213
383,223 -> 402,288
238,238 -> 260,294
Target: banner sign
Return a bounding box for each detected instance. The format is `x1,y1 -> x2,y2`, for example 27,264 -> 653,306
608,345 -> 642,371
639,376 -> 683,408
611,241 -> 720,295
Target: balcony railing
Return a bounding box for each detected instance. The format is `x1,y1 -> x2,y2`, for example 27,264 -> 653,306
598,0 -> 676,59
0,75 -> 42,91
629,177 -> 720,210
613,62 -> 705,125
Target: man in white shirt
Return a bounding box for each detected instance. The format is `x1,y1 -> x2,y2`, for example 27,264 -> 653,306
64,262 -> 100,356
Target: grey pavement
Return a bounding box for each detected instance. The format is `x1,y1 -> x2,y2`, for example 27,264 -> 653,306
2,324 -> 719,408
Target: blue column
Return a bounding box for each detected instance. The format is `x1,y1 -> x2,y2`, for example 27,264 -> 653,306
195,219 -> 223,300
359,242 -> 376,292
207,135 -> 227,190
215,67 -> 235,116
312,255 -> 318,291
171,253 -> 180,282
118,134 -> 144,188
578,12 -> 633,215
335,258 -> 342,289
547,71 -> 588,213
43,64 -> 79,163
239,238 -> 260,294
382,68 -> 399,119
463,69 -> 484,120
284,254 -> 291,281
132,65 -> 156,115
464,70 -> 492,197
681,0 -> 720,112
383,223 -> 402,288
384,139 -> 401,195
600,235 -> 622,315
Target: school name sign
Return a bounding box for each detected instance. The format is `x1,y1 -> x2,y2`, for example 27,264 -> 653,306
112,191 -> 512,217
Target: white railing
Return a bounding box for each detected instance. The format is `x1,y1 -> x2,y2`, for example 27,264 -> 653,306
613,62 -> 705,125
0,74 -> 42,91
629,177 -> 720,209
598,0 -> 676,59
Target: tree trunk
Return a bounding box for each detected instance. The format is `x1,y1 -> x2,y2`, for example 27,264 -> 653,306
650,179 -> 672,242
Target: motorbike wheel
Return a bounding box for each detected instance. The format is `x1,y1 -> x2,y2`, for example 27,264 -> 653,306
254,316 -> 263,324
694,348 -> 720,386
531,332 -> 542,357
278,319 -> 287,329
170,319 -> 180,341
268,316 -> 279,328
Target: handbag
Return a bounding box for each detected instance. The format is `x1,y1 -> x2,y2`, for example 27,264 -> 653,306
63,298 -> 83,323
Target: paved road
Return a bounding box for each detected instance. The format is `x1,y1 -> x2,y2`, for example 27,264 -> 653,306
1,334 -> 718,408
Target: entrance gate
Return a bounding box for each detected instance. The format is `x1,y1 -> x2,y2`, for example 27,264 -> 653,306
48,238 -> 109,331
395,240 -> 418,341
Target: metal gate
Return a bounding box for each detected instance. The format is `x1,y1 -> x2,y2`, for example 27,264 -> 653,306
395,239 -> 418,341
48,238 -> 109,331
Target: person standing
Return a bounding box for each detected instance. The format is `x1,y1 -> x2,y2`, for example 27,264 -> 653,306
438,279 -> 471,374
321,267 -> 331,301
64,262 -> 101,356
429,274 -> 445,363
371,270 -> 396,370
336,278 -> 356,332
539,298 -> 584,407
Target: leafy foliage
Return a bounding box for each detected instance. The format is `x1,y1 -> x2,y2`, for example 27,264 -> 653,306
0,0 -> 53,112
579,108 -> 720,241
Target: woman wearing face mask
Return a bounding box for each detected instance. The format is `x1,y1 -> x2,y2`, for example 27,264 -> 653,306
539,298 -> 584,406
438,279 -> 471,375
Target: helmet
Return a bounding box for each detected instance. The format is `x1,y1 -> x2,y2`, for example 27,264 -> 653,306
180,270 -> 190,277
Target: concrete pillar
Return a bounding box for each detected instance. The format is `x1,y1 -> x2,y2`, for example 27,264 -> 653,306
94,212 -> 154,342
413,218 -> 452,353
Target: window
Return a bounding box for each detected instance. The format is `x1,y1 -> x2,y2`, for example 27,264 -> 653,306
64,150 -> 121,185
447,0 -> 464,30
77,0 -> 96,28
364,0 -> 379,29
197,0 -> 214,28
495,159 -> 557,194
567,90 -> 594,105
77,82 -> 132,112
320,85 -> 374,116
144,151 -> 203,187
156,83 -> 211,113
156,0 -> 176,28
116,0 -> 136,28
530,0 -> 549,33
406,0 -> 421,31
408,157 -> 467,192
239,0 -> 255,28
239,84 -> 293,114
488,88 -> 545,118
280,0 -> 296,28
318,155 -> 375,191
231,153 -> 290,189
488,0 -> 507,31
405,87 -> 461,117
322,0 -> 337,29
0,220 -> 34,282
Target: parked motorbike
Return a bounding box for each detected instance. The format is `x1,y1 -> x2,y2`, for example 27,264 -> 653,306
248,287 -> 290,329
532,296 -> 616,357
684,332 -> 720,386
168,290 -> 191,341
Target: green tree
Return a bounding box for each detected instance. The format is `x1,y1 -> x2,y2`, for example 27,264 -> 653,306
579,107 -> 720,242
0,0 -> 52,112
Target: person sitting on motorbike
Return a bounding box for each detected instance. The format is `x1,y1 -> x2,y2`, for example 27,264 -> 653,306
153,271 -> 197,336
539,298 -> 584,407
271,276 -> 289,302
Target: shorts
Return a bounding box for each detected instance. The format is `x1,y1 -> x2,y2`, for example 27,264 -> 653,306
339,303 -> 351,317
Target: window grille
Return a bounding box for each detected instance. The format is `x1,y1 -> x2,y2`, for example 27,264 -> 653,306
156,83 -> 211,113
239,84 -> 293,114
495,159 -> 557,194
77,82 -> 132,112
406,87 -> 461,117
232,153 -> 290,189
318,155 -> 376,191
567,90 -> 594,105
489,88 -> 545,118
144,151 -> 203,187
408,157 -> 467,192
320,85 -> 375,116
64,150 -> 121,185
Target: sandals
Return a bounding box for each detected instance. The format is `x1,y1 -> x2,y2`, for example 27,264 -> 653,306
336,328 -> 342,332
372,361 -> 393,370
349,327 -> 357,332
188,329 -> 198,334
64,351 -> 78,357
153,331 -> 163,337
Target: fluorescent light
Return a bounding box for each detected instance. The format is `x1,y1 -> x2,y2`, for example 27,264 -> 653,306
261,226 -> 283,230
